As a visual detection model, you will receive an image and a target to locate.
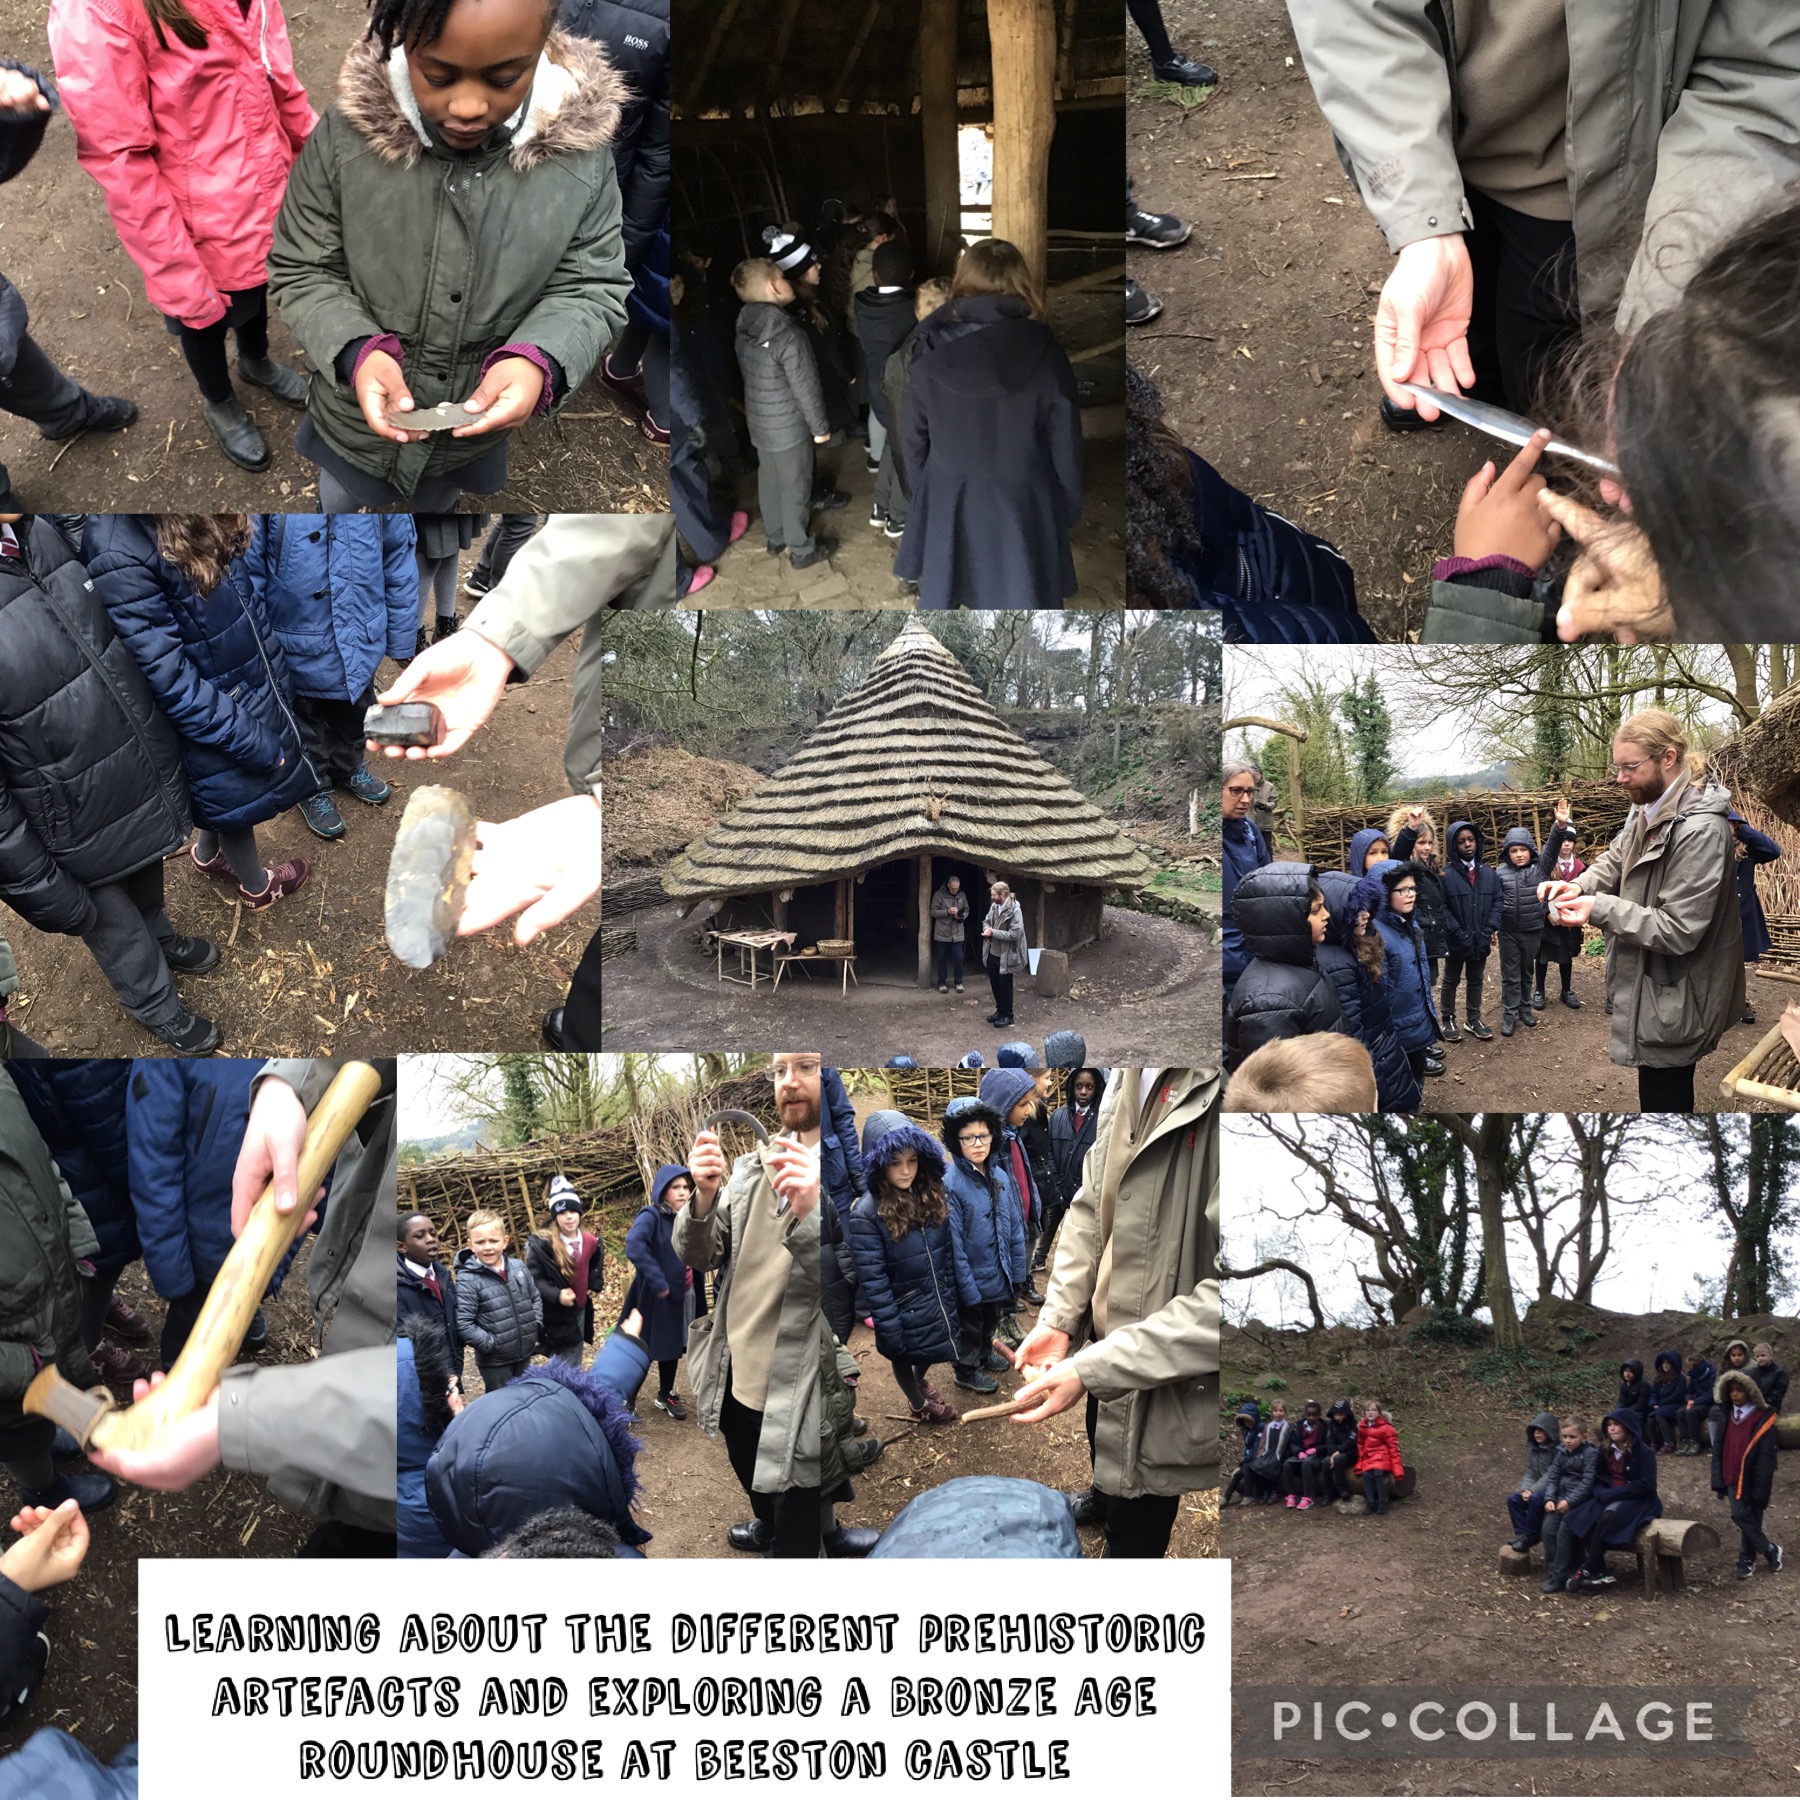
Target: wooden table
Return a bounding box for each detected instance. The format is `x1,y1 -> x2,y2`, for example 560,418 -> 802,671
773,948 -> 859,997
707,930 -> 793,991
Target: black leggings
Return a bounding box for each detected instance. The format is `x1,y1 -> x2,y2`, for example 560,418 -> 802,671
1637,1064 -> 1697,1113
719,1377 -> 819,1557
1536,953 -> 1574,994
79,1268 -> 121,1356
1127,0 -> 1175,62
1362,1469 -> 1391,1512
614,315 -> 669,425
195,826 -> 267,893
888,1357 -> 939,1409
657,1358 -> 679,1396
177,286 -> 271,404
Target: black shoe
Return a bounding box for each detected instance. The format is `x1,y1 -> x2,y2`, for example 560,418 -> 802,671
203,395 -> 270,471
1440,1016 -> 1461,1044
869,501 -> 886,530
790,539 -> 836,570
413,628 -> 430,659
1605,999 -> 1614,1016
1466,1018 -> 1494,1040
1126,199 -> 1191,249
1743,1005 -> 1758,1025
1562,991 -> 1581,1009
727,1519 -> 770,1553
1151,53 -> 1217,85
1125,278 -> 1162,326
1768,1543 -> 1785,1573
855,1436 -> 884,1469
1737,1558 -> 1756,1581
49,1427 -> 84,1460
0,1628 -> 48,1723
433,614 -> 459,645
242,1307 -> 268,1351
40,393 -> 138,441
1510,1536 -> 1532,1553
1517,1008 -> 1537,1028
1380,395 -> 1445,435
542,1007 -> 571,1051
1540,1575 -> 1565,1594
652,1392 -> 688,1420
19,1470 -> 117,1515
1423,1054 -> 1446,1077
151,1006 -> 222,1055
992,1015 -> 1014,1027
864,455 -> 880,475
164,935 -> 220,974
765,541 -> 785,556
954,1368 -> 998,1394
983,1348 -> 1011,1372
1531,989 -> 1547,1010
851,1414 -> 869,1437
1068,1487 -> 1105,1527
823,1525 -> 879,1558
986,1011 -> 1005,1025
1017,1282 -> 1045,1305
884,515 -> 904,540
1501,1017 -> 1515,1037
811,489 -> 850,513
238,354 -> 309,408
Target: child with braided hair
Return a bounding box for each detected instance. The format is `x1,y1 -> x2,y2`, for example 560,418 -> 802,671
267,0 -> 632,509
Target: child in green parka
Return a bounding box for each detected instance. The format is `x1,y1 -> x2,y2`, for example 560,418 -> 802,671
268,0 -> 632,510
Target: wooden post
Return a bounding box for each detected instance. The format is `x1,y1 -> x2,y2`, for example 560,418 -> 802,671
825,0 -> 884,115
987,0 -> 1057,294
917,855 -> 933,988
772,890 -> 788,932
679,0 -> 743,114
835,880 -> 848,940
920,0 -> 960,276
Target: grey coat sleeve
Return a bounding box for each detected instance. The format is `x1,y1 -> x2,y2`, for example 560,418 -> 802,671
1587,816 -> 1734,956
779,329 -> 830,440
1617,1 -> 1800,331
1284,0 -> 1469,251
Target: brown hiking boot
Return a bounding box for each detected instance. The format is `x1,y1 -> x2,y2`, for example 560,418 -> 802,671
239,857 -> 312,911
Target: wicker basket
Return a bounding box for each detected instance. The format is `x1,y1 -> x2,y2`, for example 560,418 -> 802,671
1719,1022 -> 1800,1110
815,938 -> 856,956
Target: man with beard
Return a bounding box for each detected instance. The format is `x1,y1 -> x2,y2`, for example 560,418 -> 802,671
1009,1068 -> 1220,1558
678,1052 -> 822,1556
1539,709 -> 1742,1113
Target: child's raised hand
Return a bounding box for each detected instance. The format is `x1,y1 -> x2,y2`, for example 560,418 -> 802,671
355,350 -> 430,444
1554,796 -> 1572,825
1539,492 -> 1672,643
1453,431 -> 1561,569
452,357 -> 546,438
1,1498 -> 90,1593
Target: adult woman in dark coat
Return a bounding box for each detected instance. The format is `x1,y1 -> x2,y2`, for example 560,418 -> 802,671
620,1164 -> 694,1418
83,514 -> 315,911
1565,1408 -> 1662,1591
0,517 -> 221,1052
1729,810 -> 1780,1023
895,239 -> 1083,610
846,1112 -> 961,1424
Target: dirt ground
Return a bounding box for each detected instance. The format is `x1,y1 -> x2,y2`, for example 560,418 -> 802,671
0,1251 -> 320,1765
1224,1336 -> 1800,1794
0,0 -> 661,515
4,601 -> 599,1057
1423,965 -> 1786,1114
599,885 -> 1220,1064
1128,0 -> 1492,640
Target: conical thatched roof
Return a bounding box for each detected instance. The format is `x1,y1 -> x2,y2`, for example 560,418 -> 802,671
663,620 -> 1153,899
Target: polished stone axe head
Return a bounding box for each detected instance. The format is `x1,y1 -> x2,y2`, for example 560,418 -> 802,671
385,785 -> 478,969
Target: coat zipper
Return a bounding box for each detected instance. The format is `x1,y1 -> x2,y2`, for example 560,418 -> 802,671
921,1226 -> 957,1349
234,570 -> 321,790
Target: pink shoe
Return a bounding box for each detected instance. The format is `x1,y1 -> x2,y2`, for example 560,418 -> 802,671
685,565 -> 716,595
239,857 -> 311,911
1285,1495 -> 1297,1508
727,509 -> 750,544
1297,1497 -> 1313,1510
190,842 -> 234,880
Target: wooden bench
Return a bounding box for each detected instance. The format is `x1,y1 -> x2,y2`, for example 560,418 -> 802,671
1498,1516 -> 1719,1597
772,946 -> 858,996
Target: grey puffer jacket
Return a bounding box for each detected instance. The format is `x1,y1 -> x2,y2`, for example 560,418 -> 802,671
735,299 -> 828,451
1575,769 -> 1744,1068
984,898 -> 1029,974
1285,0 -> 1800,329
454,1249 -> 543,1363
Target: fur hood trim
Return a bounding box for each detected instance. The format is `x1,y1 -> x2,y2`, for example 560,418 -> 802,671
337,29 -> 623,171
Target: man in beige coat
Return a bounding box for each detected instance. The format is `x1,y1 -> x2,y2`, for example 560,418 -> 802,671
1540,710 -> 1743,1113
677,1051 -> 822,1558
1010,1067 -> 1220,1557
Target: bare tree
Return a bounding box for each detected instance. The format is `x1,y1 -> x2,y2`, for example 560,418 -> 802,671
1697,1115 -> 1799,1315
1508,1114 -> 1645,1301
1441,1114 -> 1524,1350
1220,1257 -> 1327,1330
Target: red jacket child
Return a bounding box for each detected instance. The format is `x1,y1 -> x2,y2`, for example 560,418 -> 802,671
1355,1411 -> 1404,1479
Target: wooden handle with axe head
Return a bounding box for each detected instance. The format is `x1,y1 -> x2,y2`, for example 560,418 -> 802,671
24,1060 -> 385,1453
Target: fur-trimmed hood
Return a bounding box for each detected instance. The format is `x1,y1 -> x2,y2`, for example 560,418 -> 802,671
941,1098 -> 1006,1171
1715,1366 -> 1768,1409
864,1121 -> 949,1179
336,29 -> 624,172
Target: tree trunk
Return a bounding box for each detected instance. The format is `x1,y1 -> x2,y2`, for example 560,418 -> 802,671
986,0 -> 1057,294
1472,1114 -> 1524,1349
919,0 -> 960,276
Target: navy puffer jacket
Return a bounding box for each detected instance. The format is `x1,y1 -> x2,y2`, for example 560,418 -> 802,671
1440,821 -> 1503,957
820,1067 -> 865,1218
0,517 -> 191,933
426,1344 -> 652,1556
1364,862 -> 1440,1051
846,1123 -> 962,1363
9,1061 -> 138,1277
940,1101 -> 1028,1304
1224,862 -> 1344,1071
83,515 -> 317,832
1315,871 -> 1419,1110
245,514 -> 417,702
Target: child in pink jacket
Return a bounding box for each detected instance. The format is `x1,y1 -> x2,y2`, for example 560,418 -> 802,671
47,0 -> 317,473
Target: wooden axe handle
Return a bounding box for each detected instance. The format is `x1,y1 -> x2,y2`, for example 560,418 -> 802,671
957,1396 -> 1030,1424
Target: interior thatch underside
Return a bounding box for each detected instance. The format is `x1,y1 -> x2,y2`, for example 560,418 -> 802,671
664,621 -> 1152,897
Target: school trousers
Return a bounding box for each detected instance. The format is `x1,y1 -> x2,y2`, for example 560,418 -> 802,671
1730,1496 -> 1774,1564
1497,928 -> 1540,1021
79,864 -> 183,1029
1637,1064 -> 1697,1113
755,440 -> 815,556
1441,950 -> 1488,1022
294,689 -> 374,787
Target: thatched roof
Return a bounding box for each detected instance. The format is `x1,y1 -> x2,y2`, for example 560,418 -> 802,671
662,619 -> 1153,899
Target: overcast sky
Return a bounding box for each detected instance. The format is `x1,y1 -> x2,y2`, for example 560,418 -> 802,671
398,1055 -> 709,1142
1222,1113 -> 1798,1327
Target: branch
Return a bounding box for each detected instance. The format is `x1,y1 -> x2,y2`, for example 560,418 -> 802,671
1219,1258 -> 1327,1330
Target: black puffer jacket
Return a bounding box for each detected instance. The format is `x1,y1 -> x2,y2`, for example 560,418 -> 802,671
0,518 -> 190,934
1224,862 -> 1345,1071
1390,825 -> 1448,959
555,0 -> 667,270
1496,827 -> 1548,933
736,299 -> 828,450
452,1249 -> 542,1364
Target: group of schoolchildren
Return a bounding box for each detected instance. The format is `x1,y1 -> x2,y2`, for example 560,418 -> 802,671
1224,1396 -> 1406,1515
396,1167 -> 697,1559
0,511 -> 480,1055
1222,786 -> 1782,1112
675,199 -> 1083,609
0,0 -> 666,507
1503,1338 -> 1786,1593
